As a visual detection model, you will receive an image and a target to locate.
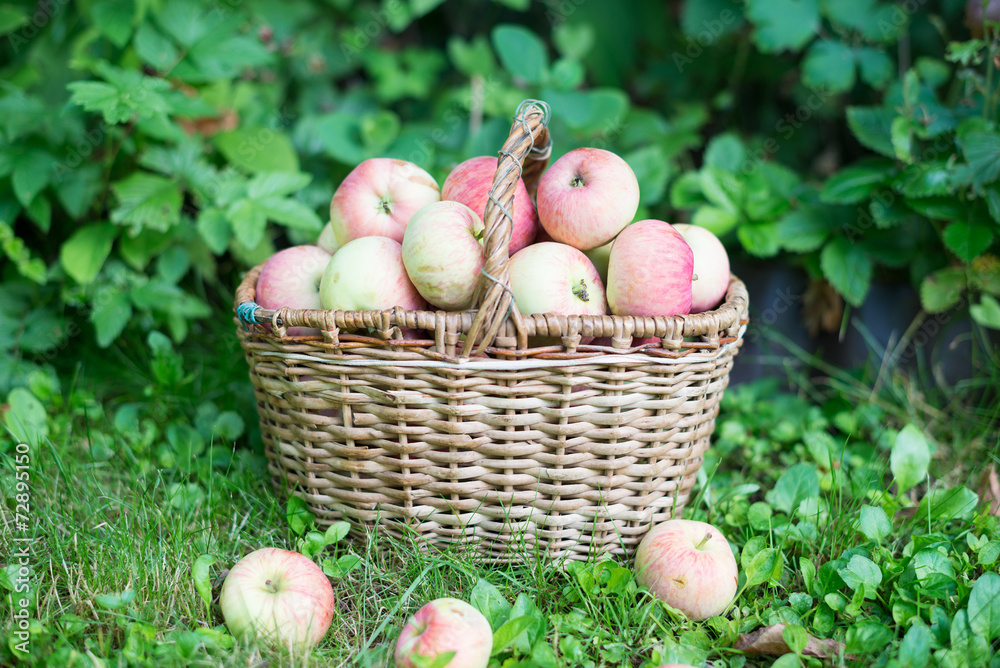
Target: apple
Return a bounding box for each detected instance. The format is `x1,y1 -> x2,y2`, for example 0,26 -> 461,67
402,201 -> 485,311
606,220 -> 694,317
536,147 -> 640,251
319,236 -> 426,313
673,224 -> 730,313
509,242 -> 608,319
583,239 -> 614,284
219,548 -> 335,650
316,221 -> 340,254
255,245 -> 333,336
329,158 -> 440,245
394,598 -> 492,668
441,156 -> 539,254
634,519 -> 738,621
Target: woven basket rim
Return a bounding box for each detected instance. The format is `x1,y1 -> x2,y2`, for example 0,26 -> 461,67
234,266 -> 748,358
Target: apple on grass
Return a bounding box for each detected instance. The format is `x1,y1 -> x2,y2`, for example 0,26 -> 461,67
394,598 -> 493,668
634,519 -> 738,621
536,147 -> 640,251
319,236 -> 426,313
441,156 -> 539,254
255,245 -> 333,336
329,158 -> 440,246
402,201 -> 485,311
607,220 -> 694,317
220,548 -> 335,650
673,224 -> 730,313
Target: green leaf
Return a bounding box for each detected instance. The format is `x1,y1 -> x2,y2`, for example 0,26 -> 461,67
447,35 -> 497,76
256,197 -> 323,231
767,463 -> 820,514
962,131 -> 1000,185
92,0 -> 135,48
855,47 -> 893,88
214,128 -> 299,173
60,223 -> 118,285
95,589 -> 136,609
491,615 -> 534,656
898,622 -> 931,668
803,40 -> 856,93
971,295 -> 1000,329
491,24 -> 548,84
839,555 -> 882,600
196,208 -> 231,255
943,222 -> 993,262
624,145 -> 671,206
91,290 -> 133,347
820,237 -> 872,307
847,107 -> 896,158
55,164 -> 102,220
738,222 -> 781,258
821,161 -> 891,204
247,172 -> 313,200
26,195 -> 51,232
671,172 -> 707,209
323,522 -> 351,545
227,199 -> 267,248
891,116 -> 915,163
891,424 -> 931,494
12,150 -> 54,206
191,555 -> 216,609
744,547 -> 779,587
68,64 -> 171,124
916,486 -> 979,523
553,23 -> 594,60
3,387 -> 48,445
704,133 -> 745,172
134,21 -> 180,71
746,0 -> 819,52
0,4 -> 29,34
470,579 -> 511,632
776,208 -> 833,252
919,267 -> 965,313
212,411 -> 244,440
896,162 -> 972,198
846,619 -> 893,655
285,496 -> 315,536
857,506 -> 891,543
111,172 -> 182,234
692,206 -> 739,237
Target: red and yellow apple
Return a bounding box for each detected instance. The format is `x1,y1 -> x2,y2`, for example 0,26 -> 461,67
607,220 -> 694,317
536,147 -> 639,251
319,236 -> 426,312
634,519 -> 738,621
394,598 -> 492,668
402,201 -> 485,311
441,156 -> 538,254
508,242 -> 608,319
329,158 -> 440,245
219,548 -> 335,650
673,224 -> 730,313
255,245 -> 332,336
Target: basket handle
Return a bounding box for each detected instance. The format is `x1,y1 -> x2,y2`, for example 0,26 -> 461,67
464,99 -> 552,356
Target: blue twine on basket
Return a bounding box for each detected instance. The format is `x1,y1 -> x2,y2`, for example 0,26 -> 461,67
237,302 -> 261,330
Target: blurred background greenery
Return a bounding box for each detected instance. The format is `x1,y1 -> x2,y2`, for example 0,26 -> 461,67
1,0 -> 998,423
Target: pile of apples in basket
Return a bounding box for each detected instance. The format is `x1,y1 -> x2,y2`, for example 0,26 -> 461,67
255,148 -> 731,340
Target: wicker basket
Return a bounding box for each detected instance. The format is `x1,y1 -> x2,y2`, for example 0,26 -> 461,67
234,100 -> 749,562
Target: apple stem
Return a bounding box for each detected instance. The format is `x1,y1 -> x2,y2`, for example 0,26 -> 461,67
571,279 -> 590,302
377,195 -> 394,215
570,175 -> 586,188
695,532 -> 712,550
692,273 -> 699,282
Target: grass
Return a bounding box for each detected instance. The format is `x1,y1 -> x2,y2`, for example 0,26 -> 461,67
2,316 -> 999,667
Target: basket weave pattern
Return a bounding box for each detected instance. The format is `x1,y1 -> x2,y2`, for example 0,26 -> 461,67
234,100 -> 749,561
